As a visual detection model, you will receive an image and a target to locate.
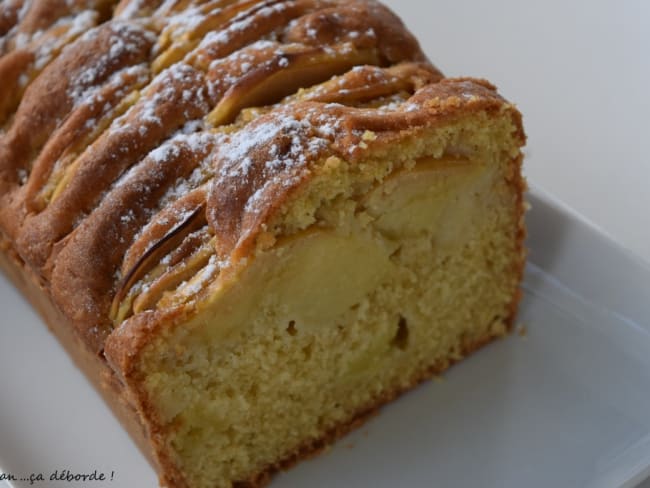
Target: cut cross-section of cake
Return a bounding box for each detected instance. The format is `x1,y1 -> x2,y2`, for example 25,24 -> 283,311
0,1 -> 526,487
104,79 -> 526,487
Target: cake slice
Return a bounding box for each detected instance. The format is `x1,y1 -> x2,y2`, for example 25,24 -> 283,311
0,1 -> 525,487
102,80 -> 526,487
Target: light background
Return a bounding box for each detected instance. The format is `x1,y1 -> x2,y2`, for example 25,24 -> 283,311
383,0 -> 650,262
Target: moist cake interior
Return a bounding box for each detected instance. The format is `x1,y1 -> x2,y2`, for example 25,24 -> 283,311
135,112 -> 523,487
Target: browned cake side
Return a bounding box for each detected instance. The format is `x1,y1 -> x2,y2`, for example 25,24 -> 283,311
0,1 -> 526,487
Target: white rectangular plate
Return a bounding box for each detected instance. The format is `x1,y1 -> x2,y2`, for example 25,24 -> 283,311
2,188 -> 650,488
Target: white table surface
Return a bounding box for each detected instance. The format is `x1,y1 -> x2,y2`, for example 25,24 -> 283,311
383,0 -> 650,263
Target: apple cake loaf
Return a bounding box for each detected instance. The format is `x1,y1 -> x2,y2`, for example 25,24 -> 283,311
0,0 -> 526,486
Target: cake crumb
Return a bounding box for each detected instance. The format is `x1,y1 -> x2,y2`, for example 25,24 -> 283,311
489,320 -> 508,337
362,130 -> 377,141
517,323 -> 528,338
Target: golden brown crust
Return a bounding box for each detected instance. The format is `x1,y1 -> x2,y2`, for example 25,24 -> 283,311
0,20 -> 156,233
0,1 -> 22,42
0,1 -> 435,355
0,1 -> 120,126
114,0 -> 164,19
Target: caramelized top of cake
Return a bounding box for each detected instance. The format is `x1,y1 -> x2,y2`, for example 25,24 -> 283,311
0,0 -> 523,353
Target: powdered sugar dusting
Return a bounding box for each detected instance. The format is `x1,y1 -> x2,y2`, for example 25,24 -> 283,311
210,109 -> 340,224
160,4 -> 214,42
197,2 -> 289,54
176,254 -> 219,299
157,135 -> 223,206
218,114 -> 321,180
72,64 -> 150,126
113,128 -> 221,197
207,39 -> 277,89
32,10 -> 98,70
66,22 -> 155,106
115,0 -> 152,19
0,0 -> 31,53
109,62 -> 211,136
